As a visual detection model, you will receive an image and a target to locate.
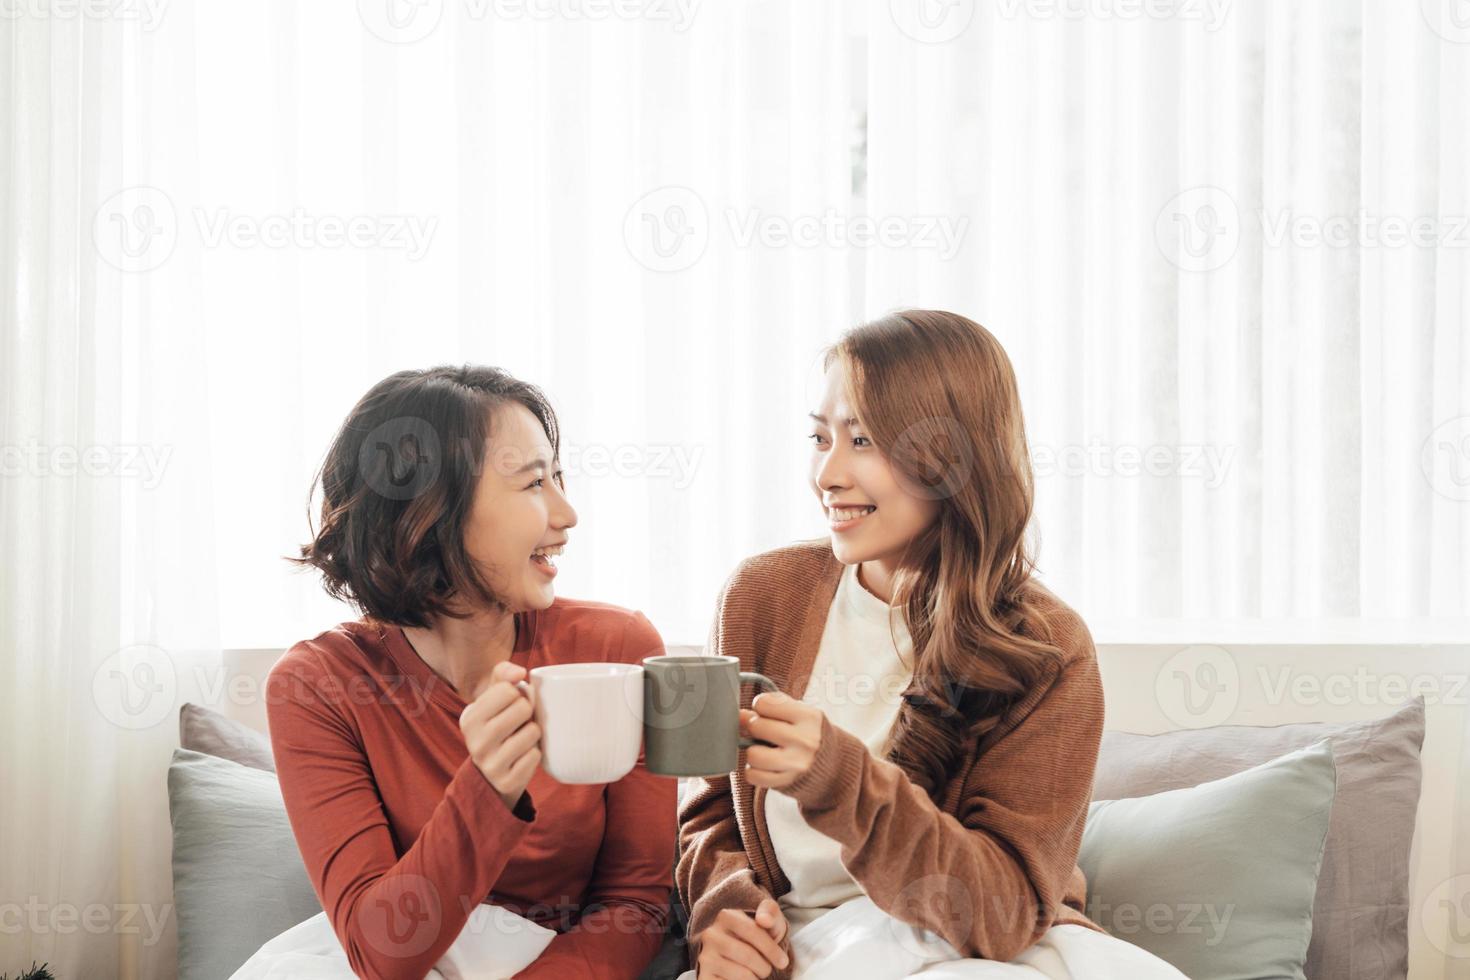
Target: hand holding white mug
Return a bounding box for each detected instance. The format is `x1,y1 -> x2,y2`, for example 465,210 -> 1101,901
458,660 -> 541,812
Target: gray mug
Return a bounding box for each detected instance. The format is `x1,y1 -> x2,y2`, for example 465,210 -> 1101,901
641,654 -> 781,777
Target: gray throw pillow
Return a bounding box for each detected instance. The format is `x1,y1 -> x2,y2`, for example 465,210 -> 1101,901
179,702 -> 275,772
167,748 -> 321,979
1080,739 -> 1337,980
1092,697 -> 1425,980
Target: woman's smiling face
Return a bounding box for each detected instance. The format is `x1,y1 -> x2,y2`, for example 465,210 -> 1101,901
462,401 -> 578,612
808,361 -> 940,569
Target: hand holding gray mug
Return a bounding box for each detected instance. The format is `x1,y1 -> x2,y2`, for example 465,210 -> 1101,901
641,654 -> 781,777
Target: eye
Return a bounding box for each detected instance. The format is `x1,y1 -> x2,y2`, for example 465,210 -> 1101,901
808,432 -> 829,447
852,435 -> 871,448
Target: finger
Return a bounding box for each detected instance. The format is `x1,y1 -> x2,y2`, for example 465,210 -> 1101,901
709,936 -> 773,979
703,957 -> 759,980
729,911 -> 789,969
462,680 -> 525,731
743,745 -> 791,772
743,714 -> 800,747
507,744 -> 541,781
745,766 -> 793,790
751,691 -> 804,721
491,660 -> 527,684
754,899 -> 774,925
489,719 -> 541,766
481,690 -> 535,740
757,900 -> 789,943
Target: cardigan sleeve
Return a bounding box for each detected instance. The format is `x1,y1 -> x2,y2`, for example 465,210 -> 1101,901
675,568 -> 795,976
267,645 -> 537,980
780,638 -> 1105,963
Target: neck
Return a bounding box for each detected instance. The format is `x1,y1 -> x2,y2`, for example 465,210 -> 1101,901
402,605 -> 518,703
857,558 -> 898,604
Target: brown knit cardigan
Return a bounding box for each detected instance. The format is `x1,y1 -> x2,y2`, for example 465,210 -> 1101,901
675,540 -> 1110,975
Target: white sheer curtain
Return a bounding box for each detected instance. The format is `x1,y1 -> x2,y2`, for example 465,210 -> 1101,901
863,0 -> 1470,636
3,3 -> 855,976
4,1 -> 1468,977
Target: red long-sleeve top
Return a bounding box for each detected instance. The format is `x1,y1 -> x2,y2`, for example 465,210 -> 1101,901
265,599 -> 676,980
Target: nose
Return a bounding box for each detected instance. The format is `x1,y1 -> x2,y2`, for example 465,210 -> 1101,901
813,440 -> 851,496
551,479 -> 578,531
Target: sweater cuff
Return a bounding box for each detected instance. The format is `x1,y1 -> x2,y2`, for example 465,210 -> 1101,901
783,713 -> 866,809
686,870 -> 782,970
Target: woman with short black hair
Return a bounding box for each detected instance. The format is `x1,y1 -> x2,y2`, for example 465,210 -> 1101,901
257,365 -> 674,979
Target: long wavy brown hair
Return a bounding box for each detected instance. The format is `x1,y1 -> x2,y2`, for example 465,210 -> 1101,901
828,310 -> 1067,801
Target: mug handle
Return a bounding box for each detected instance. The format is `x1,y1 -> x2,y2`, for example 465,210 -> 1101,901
737,672 -> 781,749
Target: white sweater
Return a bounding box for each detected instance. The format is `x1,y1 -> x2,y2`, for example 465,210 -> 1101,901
762,561 -> 915,928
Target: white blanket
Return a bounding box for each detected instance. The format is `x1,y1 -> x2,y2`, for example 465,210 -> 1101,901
677,897 -> 1191,980
228,903 -> 556,980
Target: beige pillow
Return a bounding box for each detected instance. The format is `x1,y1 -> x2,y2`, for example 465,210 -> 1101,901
179,702 -> 275,772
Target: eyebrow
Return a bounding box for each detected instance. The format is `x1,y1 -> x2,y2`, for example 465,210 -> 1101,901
510,455 -> 555,475
808,412 -> 861,427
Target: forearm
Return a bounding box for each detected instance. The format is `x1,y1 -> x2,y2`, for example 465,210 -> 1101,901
784,718 -> 1050,961
330,759 -> 536,979
513,900 -> 668,979
677,778 -> 786,967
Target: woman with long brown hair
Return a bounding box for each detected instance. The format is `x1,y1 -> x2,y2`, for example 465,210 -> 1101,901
676,312 -> 1187,979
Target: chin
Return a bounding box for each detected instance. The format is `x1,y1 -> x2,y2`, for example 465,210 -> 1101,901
828,536 -> 866,565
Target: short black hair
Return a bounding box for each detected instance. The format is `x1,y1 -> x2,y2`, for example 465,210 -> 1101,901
288,364 -> 561,628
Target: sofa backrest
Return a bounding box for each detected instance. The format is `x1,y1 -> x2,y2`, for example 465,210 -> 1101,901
204,640 -> 1468,978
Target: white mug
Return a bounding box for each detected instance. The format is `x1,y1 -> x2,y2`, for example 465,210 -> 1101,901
516,663 -> 644,784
